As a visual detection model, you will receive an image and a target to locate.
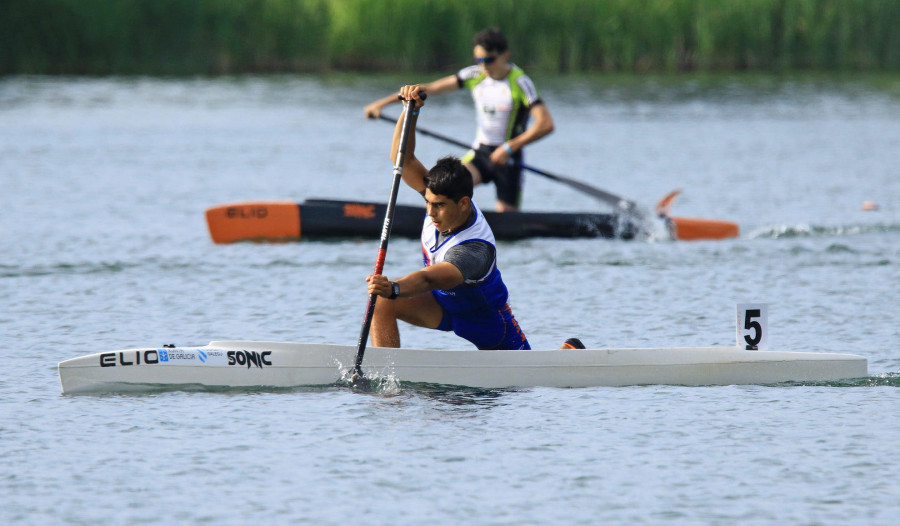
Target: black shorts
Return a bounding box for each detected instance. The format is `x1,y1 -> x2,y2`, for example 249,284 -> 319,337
463,144 -> 523,207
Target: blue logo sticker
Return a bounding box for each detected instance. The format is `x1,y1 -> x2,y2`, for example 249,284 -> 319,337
158,349 -> 169,362
198,350 -> 207,363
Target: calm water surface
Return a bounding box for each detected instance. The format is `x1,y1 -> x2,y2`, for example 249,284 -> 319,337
2,75 -> 900,524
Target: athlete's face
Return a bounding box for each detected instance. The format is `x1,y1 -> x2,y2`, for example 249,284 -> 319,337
473,45 -> 508,77
425,190 -> 471,234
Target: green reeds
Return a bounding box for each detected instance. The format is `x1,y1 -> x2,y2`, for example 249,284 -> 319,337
0,0 -> 331,75
2,0 -> 899,75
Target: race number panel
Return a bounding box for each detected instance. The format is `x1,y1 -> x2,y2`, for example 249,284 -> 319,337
736,303 -> 768,350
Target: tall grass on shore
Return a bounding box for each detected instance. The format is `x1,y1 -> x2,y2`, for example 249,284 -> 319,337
1,0 -> 331,75
3,0 -> 899,75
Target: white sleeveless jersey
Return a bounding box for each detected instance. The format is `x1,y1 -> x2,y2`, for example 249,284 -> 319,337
421,202 -> 497,284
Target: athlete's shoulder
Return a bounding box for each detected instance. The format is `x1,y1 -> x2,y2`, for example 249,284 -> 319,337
509,65 -> 540,104
508,65 -> 535,87
458,65 -> 486,87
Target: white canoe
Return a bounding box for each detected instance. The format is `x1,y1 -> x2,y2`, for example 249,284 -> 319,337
58,340 -> 867,394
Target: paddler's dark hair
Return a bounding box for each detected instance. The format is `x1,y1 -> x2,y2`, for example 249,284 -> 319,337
473,27 -> 508,54
425,156 -> 473,202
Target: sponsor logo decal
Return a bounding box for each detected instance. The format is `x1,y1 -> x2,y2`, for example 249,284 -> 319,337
100,350 -> 160,367
227,350 -> 273,368
154,348 -> 197,361
97,348 -> 234,367
226,206 -> 269,219
343,203 -> 376,219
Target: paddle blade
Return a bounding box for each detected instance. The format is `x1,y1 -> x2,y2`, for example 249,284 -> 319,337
654,190 -> 738,241
654,189 -> 682,216
349,371 -> 373,391
205,202 -> 301,243
669,216 -> 739,240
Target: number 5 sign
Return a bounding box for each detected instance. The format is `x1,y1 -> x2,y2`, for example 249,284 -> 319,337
736,303 -> 768,350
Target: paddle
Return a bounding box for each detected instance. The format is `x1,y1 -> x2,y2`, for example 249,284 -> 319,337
351,95 -> 425,388
368,115 -> 740,241
375,114 -> 643,217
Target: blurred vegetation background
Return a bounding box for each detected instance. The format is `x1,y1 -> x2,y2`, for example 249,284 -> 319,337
3,0 -> 899,75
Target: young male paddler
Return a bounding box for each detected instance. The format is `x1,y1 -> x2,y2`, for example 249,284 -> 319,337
365,85 -> 532,350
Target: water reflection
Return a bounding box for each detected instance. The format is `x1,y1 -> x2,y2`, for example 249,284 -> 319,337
413,384 -> 516,411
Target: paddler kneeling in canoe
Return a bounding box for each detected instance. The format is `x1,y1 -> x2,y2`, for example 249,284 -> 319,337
365,84 -> 533,351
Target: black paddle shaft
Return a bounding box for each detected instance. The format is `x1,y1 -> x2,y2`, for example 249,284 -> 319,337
376,114 -> 642,217
352,95 -> 425,383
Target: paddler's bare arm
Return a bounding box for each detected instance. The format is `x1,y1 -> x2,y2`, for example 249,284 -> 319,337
367,262 -> 465,299
364,74 -> 459,119
489,103 -> 555,165
391,85 -> 428,194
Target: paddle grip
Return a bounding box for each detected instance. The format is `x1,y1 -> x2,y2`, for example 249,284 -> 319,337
396,92 -> 427,102
373,248 -> 387,275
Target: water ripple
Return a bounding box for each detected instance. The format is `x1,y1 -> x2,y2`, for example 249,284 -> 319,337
750,222 -> 900,239
4,75 -> 900,526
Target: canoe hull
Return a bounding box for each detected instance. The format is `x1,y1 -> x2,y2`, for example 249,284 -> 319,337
58,341 -> 867,394
205,199 -> 633,243
205,198 -> 740,243
206,199 -> 740,243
